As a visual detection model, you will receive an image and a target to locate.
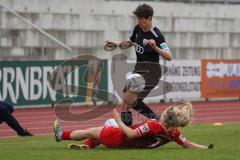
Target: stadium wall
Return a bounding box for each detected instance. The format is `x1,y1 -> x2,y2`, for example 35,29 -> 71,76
0,0 -> 240,60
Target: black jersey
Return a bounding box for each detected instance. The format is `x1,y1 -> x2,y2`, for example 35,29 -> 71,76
130,25 -> 168,63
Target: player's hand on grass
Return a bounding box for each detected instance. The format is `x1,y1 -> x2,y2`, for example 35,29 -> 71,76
208,144 -> 214,149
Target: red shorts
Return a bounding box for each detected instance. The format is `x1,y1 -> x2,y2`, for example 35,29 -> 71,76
100,126 -> 125,148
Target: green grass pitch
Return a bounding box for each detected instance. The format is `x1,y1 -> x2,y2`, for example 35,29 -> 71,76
0,123 -> 240,160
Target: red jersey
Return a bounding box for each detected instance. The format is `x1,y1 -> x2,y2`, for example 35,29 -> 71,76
131,119 -> 165,137
127,128 -> 189,149
99,119 -> 188,148
125,120 -> 189,148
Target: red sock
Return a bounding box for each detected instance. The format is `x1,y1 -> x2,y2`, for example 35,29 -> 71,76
83,139 -> 97,148
61,130 -> 72,140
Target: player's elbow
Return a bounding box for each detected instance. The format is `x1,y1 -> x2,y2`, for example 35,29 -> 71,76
163,50 -> 172,61
183,141 -> 194,149
182,144 -> 190,149
166,51 -> 172,61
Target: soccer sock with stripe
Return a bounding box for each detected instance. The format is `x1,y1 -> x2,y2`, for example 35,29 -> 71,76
121,112 -> 133,126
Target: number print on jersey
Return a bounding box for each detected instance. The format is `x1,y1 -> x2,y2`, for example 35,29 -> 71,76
135,43 -> 144,54
139,123 -> 150,134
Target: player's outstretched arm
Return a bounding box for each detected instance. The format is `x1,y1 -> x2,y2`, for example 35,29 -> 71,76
104,40 -> 132,51
118,40 -> 133,50
113,109 -> 139,139
185,141 -> 214,149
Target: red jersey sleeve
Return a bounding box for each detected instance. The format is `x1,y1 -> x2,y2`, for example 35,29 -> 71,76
135,120 -> 164,137
171,128 -> 189,147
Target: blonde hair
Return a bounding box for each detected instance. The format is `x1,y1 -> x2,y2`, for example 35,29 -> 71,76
164,101 -> 193,128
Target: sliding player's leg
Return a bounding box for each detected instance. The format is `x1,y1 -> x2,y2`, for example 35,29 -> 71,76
70,127 -> 103,140
53,120 -> 103,142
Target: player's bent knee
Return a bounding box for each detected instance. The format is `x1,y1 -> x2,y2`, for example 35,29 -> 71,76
87,127 -> 102,139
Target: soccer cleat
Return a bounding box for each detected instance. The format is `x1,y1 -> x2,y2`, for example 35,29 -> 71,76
22,129 -> 33,136
18,129 -> 33,137
53,120 -> 63,142
68,143 -> 90,150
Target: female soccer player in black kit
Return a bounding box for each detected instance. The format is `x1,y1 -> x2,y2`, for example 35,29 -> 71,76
105,4 -> 172,126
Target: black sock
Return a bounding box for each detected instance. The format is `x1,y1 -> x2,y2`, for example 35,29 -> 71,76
121,112 -> 133,126
132,100 -> 160,120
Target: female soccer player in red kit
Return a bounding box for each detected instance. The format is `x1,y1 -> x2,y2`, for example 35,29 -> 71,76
53,101 -> 214,149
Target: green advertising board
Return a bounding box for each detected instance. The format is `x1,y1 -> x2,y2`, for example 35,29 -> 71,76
0,59 -> 108,107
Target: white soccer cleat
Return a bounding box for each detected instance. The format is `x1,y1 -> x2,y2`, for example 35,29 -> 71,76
68,143 -> 90,150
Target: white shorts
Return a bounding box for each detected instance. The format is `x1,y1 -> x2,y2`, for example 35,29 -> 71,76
104,118 -> 119,128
